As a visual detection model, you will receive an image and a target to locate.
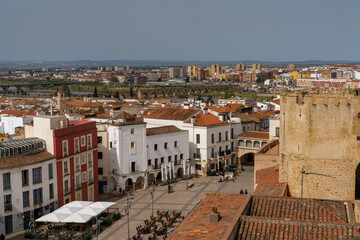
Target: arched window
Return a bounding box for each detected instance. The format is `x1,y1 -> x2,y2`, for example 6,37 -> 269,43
254,141 -> 260,148
246,140 -> 252,147
238,140 -> 244,146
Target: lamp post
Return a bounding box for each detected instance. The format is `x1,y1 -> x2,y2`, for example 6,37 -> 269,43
150,184 -> 155,217
126,192 -> 135,240
185,158 -> 190,190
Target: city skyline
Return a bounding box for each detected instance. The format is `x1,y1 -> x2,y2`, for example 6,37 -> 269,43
1,0 -> 360,61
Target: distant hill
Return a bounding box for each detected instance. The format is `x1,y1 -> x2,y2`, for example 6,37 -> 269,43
1,59 -> 360,68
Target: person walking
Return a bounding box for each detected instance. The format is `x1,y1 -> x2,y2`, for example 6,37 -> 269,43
240,189 -> 244,194
168,184 -> 171,194
244,189 -> 248,194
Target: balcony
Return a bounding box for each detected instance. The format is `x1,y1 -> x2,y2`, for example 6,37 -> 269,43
76,184 -> 82,191
88,179 -> 94,186
4,204 -> 12,212
193,153 -> 201,159
63,171 -> 70,177
75,166 -> 81,172
64,188 -> 71,196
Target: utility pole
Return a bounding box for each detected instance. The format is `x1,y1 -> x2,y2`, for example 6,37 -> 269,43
299,167 -> 333,240
150,184 -> 155,217
186,158 -> 190,190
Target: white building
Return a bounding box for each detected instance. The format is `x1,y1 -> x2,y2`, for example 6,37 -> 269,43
144,107 -> 241,176
146,126 -> 190,183
0,111 -> 33,135
0,138 -> 57,236
108,122 -> 147,193
269,114 -> 280,140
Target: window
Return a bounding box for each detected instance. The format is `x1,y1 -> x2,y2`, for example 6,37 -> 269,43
219,147 -> 222,153
131,142 -> 135,149
196,134 -> 200,144
195,164 -> 202,170
211,148 -> 215,158
226,145 -> 229,151
98,152 -> 103,159
48,163 -> 53,180
131,162 -> 136,172
164,142 -> 168,149
174,155 -> 178,164
239,140 -> 244,146
22,170 -> 29,187
76,175 -> 81,189
276,127 -> 280,137
98,168 -> 103,175
155,158 -> 158,168
211,134 -> 215,144
33,188 -> 43,205
81,136 -> 86,146
62,140 -> 68,156
161,157 -> 164,163
49,183 -> 54,199
174,141 -> 178,147
168,156 -> 171,162
231,141 -> 234,151
154,144 -> 158,150
88,170 -> 93,183
254,141 -> 260,148
246,140 -> 252,147
148,159 -> 152,166
82,172 -> 86,182
110,142 -> 113,148
97,136 -> 102,143
243,126 -> 246,132
64,180 -> 69,193
219,132 -> 222,142
225,131 -> 228,140
75,157 -> 80,171
3,173 -> 10,190
87,134 -> 92,149
81,154 -> 86,164
23,191 -> 30,208
32,167 -> 42,184
87,152 -> 93,167
131,128 -> 135,134
231,128 -> 234,138
180,154 -> 183,159
74,138 -> 80,153
4,194 -> 12,211
63,161 -> 69,176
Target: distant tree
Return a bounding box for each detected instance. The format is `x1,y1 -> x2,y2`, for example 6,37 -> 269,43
129,86 -> 134,97
207,95 -> 213,104
61,85 -> 71,97
185,76 -> 190,83
157,78 -> 162,82
115,91 -> 120,99
93,87 -> 98,98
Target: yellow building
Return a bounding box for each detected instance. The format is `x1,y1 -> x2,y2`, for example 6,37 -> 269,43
290,71 -> 299,80
252,63 -> 261,70
210,64 -> 222,75
187,65 -> 200,78
236,63 -> 246,71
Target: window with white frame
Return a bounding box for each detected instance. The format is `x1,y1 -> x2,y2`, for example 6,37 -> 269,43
82,172 -> 86,182
81,136 -> 86,147
62,140 -> 68,156
131,128 -> 135,134
81,154 -> 86,164
75,156 -> 80,171
87,152 -> 93,167
64,180 -> 69,192
76,175 -> 81,189
63,161 -> 69,175
87,134 -> 92,149
88,170 -> 93,183
74,138 -> 80,153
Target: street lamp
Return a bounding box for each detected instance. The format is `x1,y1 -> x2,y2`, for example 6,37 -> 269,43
185,158 -> 191,190
126,193 -> 135,240
150,184 -> 155,217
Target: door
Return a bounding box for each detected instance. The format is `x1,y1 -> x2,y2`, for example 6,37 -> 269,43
5,215 -> 13,235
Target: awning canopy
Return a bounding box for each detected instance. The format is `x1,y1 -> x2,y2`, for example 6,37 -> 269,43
36,201 -> 116,224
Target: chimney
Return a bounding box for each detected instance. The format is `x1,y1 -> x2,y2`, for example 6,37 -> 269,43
202,107 -> 208,115
161,103 -> 166,107
184,103 -> 189,109
219,114 -> 225,121
190,116 -> 196,125
210,206 -> 220,223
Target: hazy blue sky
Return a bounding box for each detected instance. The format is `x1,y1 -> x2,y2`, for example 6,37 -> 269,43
0,0 -> 359,61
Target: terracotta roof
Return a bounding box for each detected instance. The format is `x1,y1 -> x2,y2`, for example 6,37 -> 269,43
207,105 -> 229,113
233,113 -> 260,123
239,131 -> 269,139
186,113 -> 228,126
93,113 -> 112,119
145,107 -> 200,121
225,104 -> 243,112
0,151 -> 55,169
237,216 -> 357,240
113,111 -> 135,120
65,99 -> 102,108
249,112 -> 270,119
1,110 -> 30,117
254,166 -> 287,197
271,99 -> 280,105
248,104 -> 261,109
169,193 -> 249,240
146,125 -> 184,136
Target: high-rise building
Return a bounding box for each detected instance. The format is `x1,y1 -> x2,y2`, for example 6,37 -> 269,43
252,63 -> 262,71
210,64 -> 222,75
236,63 -> 246,71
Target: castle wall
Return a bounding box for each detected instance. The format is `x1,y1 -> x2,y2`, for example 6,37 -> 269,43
280,90 -> 360,201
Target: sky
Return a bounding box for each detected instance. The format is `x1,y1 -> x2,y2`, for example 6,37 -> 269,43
0,0 -> 359,62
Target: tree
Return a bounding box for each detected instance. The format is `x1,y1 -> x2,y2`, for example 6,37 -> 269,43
93,87 -> 98,98
61,85 -> 71,97
115,91 -> 120,99
129,86 -> 134,97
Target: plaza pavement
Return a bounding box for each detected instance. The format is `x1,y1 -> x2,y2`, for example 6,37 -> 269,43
98,166 -> 254,240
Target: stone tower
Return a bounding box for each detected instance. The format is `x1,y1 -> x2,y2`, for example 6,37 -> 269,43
57,90 -> 67,110
279,89 -> 360,201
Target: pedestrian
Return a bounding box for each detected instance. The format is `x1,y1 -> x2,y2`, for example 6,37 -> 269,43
245,189 -> 248,194
240,189 -> 244,194
28,220 -> 32,232
31,221 -> 35,232
168,184 -> 171,194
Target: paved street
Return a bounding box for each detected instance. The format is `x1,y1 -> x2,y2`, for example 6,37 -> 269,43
99,166 -> 254,240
